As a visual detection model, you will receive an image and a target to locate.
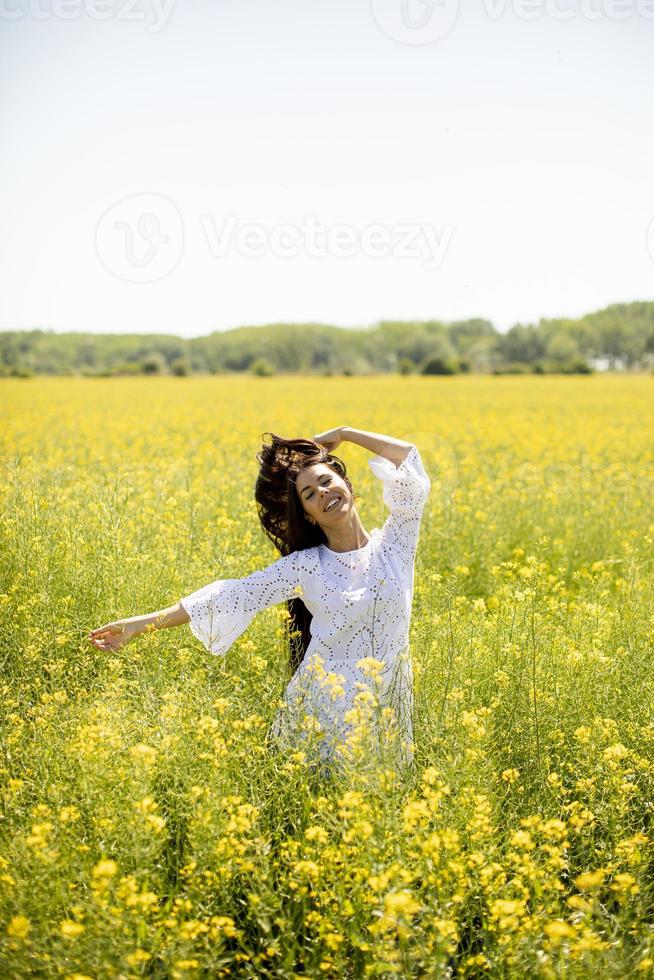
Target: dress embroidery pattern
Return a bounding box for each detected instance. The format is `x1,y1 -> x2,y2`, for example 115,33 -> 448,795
180,445 -> 431,772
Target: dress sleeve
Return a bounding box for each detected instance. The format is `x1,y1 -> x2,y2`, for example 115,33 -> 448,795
179,550 -> 301,657
368,444 -> 431,561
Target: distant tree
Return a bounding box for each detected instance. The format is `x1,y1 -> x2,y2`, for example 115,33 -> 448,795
170,355 -> 192,376
113,360 -> 142,376
420,355 -> 457,375
250,357 -> 275,376
498,324 -> 547,364
2,303 -> 653,376
373,322 -> 447,367
465,337 -> 497,373
545,331 -> 580,365
140,352 -> 168,375
561,357 -> 593,374
447,318 -> 497,355
416,328 -> 457,374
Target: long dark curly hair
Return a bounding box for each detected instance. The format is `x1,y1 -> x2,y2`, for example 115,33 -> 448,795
255,432 -> 360,675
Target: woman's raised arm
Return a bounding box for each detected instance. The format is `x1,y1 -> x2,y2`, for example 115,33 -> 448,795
314,426 -> 414,469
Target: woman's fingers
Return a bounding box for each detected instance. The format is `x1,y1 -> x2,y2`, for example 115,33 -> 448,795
87,625 -> 122,649
88,621 -> 131,651
89,635 -> 118,650
88,623 -> 121,637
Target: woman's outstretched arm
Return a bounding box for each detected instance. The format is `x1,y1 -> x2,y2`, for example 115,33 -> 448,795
89,549 -> 302,658
88,602 -> 190,652
314,426 -> 414,468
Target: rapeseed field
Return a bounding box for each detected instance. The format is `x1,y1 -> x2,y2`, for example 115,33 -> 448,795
2,374 -> 654,978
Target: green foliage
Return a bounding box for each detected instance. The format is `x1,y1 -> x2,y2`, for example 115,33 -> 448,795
140,352 -> 168,375
250,357 -> 275,377
170,356 -> 191,377
1,302 -> 654,376
420,355 -> 458,376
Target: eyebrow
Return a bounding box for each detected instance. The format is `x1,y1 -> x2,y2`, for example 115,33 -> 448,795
299,472 -> 331,498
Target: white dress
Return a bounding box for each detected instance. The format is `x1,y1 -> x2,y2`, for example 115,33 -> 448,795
180,445 -> 431,772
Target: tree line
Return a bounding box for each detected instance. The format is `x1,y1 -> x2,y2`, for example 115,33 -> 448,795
2,301 -> 654,377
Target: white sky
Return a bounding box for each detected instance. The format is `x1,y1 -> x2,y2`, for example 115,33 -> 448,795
1,0 -> 653,336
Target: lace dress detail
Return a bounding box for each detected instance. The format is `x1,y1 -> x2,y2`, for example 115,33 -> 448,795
180,445 -> 431,772
180,550 -> 303,657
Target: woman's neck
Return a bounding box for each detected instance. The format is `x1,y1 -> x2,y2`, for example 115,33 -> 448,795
324,514 -> 370,552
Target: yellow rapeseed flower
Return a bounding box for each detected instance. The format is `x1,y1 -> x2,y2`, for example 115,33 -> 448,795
383,890 -> 421,918
6,915 -> 30,940
58,806 -> 80,824
129,743 -> 158,766
356,657 -> 385,677
304,825 -> 329,844
611,872 -> 640,897
574,869 -> 607,891
510,830 -> 535,851
126,950 -> 152,966
92,859 -> 118,878
544,919 -> 577,941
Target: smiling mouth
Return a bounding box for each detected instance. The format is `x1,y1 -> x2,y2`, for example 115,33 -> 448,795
324,495 -> 341,512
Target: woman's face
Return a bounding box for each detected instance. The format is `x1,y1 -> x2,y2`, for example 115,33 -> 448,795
295,462 -> 353,528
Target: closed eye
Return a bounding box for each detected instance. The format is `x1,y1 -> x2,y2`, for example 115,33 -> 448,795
306,477 -> 331,500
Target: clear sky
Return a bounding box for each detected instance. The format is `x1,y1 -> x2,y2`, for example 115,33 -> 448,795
1,0 -> 652,336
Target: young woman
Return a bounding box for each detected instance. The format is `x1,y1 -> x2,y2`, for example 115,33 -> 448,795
87,426 -> 431,776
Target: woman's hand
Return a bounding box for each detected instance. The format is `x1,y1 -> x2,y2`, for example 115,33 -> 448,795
87,619 -> 140,652
312,426 -> 347,452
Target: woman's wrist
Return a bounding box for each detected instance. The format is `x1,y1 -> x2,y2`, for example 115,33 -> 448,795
126,604 -> 189,634
122,614 -> 155,637
123,610 -> 170,636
